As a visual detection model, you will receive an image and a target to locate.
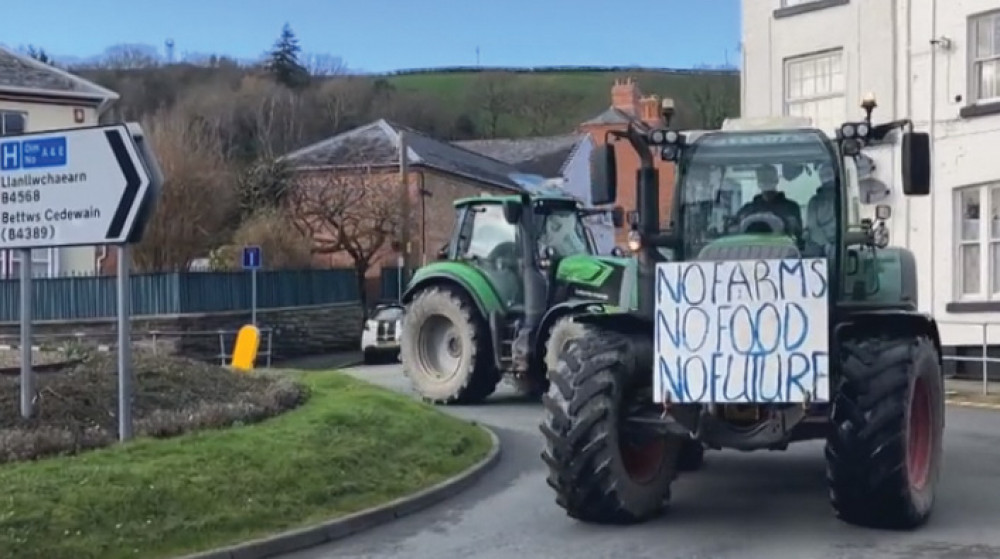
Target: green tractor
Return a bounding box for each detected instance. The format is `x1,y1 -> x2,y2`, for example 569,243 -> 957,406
540,94 -> 945,530
399,189 -> 631,404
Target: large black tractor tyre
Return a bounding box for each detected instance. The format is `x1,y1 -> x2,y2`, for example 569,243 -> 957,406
540,328 -> 683,524
513,314 -> 589,401
400,286 -> 500,405
826,334 -> 945,529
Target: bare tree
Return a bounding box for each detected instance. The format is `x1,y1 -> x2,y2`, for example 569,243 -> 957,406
95,43 -> 161,69
468,71 -> 517,138
287,165 -> 411,310
516,84 -> 585,135
302,53 -> 347,76
217,207 -> 313,270
132,109 -> 237,272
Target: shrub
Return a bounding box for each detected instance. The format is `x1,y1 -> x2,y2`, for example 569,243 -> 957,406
0,350 -> 308,463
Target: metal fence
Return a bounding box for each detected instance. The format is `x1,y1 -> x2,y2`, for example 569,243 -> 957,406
0,268 -> 360,321
937,320 -> 1000,395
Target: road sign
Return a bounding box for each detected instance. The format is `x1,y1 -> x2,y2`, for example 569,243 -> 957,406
0,123 -> 152,249
242,245 -> 262,270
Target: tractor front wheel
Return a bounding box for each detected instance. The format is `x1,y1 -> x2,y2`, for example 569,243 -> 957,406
540,328 -> 681,524
400,286 -> 500,404
826,334 -> 945,529
514,314 -> 589,401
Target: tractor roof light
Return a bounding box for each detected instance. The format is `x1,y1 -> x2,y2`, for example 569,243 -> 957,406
627,230 -> 642,252
861,92 -> 877,122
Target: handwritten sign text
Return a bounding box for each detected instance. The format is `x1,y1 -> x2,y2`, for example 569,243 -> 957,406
653,258 -> 829,404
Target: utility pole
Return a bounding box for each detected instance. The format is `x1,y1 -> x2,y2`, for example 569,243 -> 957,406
398,131 -> 411,284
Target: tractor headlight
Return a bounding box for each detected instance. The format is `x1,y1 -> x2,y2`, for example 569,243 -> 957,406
856,122 -> 870,138
650,129 -> 666,143
627,230 -> 642,252
840,124 -> 856,138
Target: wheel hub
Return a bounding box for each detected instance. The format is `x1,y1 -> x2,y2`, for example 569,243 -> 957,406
416,315 -> 464,380
906,376 -> 933,491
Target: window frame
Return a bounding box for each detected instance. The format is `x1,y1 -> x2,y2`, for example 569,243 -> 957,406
954,183 -> 1000,301
0,110 -> 26,136
782,49 -> 846,131
968,10 -> 1000,105
0,249 -> 56,279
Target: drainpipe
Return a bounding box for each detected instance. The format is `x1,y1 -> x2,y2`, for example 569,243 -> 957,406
928,0 -> 938,315
901,0 -> 912,250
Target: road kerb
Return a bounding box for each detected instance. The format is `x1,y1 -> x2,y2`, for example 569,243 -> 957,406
176,424 -> 501,559
946,398 -> 1000,411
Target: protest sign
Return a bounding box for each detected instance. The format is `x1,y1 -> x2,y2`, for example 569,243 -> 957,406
653,258 -> 829,404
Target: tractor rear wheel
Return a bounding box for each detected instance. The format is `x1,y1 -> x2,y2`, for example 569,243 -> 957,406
826,334 -> 944,529
540,328 -> 681,524
400,286 -> 500,404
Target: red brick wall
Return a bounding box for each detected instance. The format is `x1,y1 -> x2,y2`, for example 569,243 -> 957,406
579,78 -> 678,248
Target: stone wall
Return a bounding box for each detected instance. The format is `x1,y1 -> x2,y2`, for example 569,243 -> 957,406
0,302 -> 363,364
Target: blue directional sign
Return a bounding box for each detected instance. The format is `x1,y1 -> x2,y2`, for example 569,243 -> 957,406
242,246 -> 262,270
0,136 -> 67,170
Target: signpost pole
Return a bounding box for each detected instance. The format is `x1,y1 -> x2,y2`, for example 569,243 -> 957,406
251,266 -> 258,327
117,244 -> 133,441
18,248 -> 33,419
242,246 -> 261,327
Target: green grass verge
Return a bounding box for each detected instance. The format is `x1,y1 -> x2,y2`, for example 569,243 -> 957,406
0,371 -> 493,559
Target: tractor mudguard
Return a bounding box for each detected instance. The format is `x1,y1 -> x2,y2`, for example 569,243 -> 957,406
834,309 -> 943,368
532,300 -> 609,367
402,262 -> 504,319
573,309 -> 653,337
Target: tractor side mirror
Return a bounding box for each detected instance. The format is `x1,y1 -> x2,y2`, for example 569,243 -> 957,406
502,199 -> 523,224
590,145 -> 617,206
901,131 -> 930,196
611,206 -> 625,228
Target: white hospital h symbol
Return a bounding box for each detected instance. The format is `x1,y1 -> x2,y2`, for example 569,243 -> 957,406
1,143 -> 18,169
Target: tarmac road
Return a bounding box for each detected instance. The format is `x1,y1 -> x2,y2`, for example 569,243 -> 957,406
284,362 -> 1000,559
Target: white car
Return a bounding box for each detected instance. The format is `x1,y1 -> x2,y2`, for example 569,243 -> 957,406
361,304 -> 405,364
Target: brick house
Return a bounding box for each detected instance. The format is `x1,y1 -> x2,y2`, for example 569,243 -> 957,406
577,78 -> 677,247
281,119 -> 527,296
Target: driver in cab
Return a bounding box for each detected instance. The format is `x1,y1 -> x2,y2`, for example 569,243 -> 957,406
734,164 -> 803,239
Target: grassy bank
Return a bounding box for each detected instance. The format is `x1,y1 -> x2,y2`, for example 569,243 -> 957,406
0,371 -> 492,559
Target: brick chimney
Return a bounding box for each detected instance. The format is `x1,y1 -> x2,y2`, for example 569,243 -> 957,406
639,95 -> 662,126
611,77 -> 641,117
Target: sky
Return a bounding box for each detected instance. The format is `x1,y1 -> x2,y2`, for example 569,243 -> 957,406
1,0 -> 742,73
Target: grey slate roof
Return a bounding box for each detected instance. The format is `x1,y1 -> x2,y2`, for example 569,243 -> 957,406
0,45 -> 118,101
281,119 -> 525,190
580,107 -> 635,126
454,133 -> 587,177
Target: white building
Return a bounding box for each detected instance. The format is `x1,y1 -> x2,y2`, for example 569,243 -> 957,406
742,0 -> 1000,370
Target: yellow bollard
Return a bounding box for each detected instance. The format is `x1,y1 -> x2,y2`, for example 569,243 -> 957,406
231,324 -> 260,372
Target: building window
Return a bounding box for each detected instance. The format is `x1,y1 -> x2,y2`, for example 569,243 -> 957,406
783,49 -> 845,131
0,250 -> 55,279
955,184 -> 1000,300
970,11 -> 1000,104
0,111 -> 26,136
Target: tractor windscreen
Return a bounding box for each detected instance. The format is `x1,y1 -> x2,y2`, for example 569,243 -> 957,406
675,129 -> 840,259
535,205 -> 596,258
